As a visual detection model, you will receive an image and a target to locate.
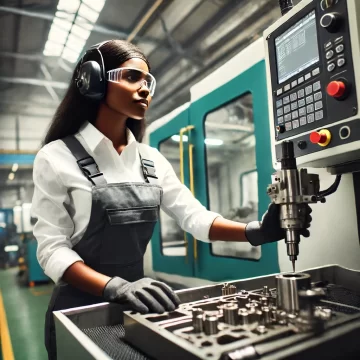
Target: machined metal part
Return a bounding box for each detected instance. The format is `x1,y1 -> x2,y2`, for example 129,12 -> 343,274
222,283 -> 236,296
223,303 -> 239,325
203,313 -> 219,335
236,294 -> 249,307
262,286 -> 270,297
261,307 -> 271,326
276,272 -> 311,313
192,308 -> 204,333
260,296 -> 269,307
239,309 -> 250,325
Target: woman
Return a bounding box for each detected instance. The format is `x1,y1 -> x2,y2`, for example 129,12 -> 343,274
31,40 -> 311,359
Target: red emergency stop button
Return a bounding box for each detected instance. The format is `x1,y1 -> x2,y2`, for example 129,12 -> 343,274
310,129 -> 332,146
327,80 -> 346,98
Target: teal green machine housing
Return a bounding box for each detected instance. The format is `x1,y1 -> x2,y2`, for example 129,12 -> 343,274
150,53 -> 279,282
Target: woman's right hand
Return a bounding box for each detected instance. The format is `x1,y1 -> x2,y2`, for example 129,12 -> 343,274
103,277 -> 181,314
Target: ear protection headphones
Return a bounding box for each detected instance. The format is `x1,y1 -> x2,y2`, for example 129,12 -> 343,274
75,40 -> 111,100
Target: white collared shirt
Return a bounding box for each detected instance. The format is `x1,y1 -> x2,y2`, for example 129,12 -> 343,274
31,121 -> 221,283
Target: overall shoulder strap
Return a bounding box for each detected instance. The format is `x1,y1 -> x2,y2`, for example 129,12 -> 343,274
62,135 -> 107,186
137,146 -> 158,184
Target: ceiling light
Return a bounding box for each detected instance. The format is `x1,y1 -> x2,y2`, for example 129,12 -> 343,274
53,17 -> 73,31
62,46 -> 81,63
48,24 -> 68,44
5,245 -> 19,252
66,33 -> 87,50
57,0 -> 80,13
8,173 -> 15,181
171,135 -> 188,142
71,24 -> 91,40
43,41 -> 63,56
12,163 -> 18,172
82,0 -> 106,12
55,10 -> 75,21
78,3 -> 100,23
74,16 -> 95,31
205,139 -> 224,146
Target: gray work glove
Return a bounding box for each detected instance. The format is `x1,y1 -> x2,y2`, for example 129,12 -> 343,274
245,203 -> 312,246
103,277 -> 181,314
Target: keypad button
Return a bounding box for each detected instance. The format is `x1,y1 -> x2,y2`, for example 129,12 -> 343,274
307,104 -> 314,113
290,92 -> 297,101
292,120 -> 299,129
315,101 -> 323,110
327,63 -> 336,72
312,67 -> 320,76
326,50 -> 334,60
315,110 -> 324,121
278,116 -> 284,124
283,96 -> 290,104
306,95 -> 314,104
284,84 -> 291,92
277,108 -> 283,116
298,99 -> 306,107
305,73 -> 311,80
325,41 -> 332,49
291,80 -> 298,88
284,105 -> 291,114
298,76 -> 304,84
291,102 -> 298,110
299,107 -> 306,116
292,110 -> 299,119
335,36 -> 344,43
313,81 -> 321,92
285,114 -> 292,122
276,99 -> 283,108
307,113 -> 315,123
314,91 -> 322,101
305,85 -> 313,95
336,44 -> 344,53
277,88 -> 283,96
337,58 -> 346,67
300,116 -> 307,126
297,89 -> 305,98
285,122 -> 292,131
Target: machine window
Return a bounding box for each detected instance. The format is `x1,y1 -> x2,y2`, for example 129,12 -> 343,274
204,93 -> 260,260
158,136 -> 186,256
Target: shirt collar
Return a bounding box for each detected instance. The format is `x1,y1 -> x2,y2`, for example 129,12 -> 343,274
78,121 -> 137,152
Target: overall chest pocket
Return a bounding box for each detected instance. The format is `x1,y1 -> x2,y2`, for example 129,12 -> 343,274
100,206 -> 159,265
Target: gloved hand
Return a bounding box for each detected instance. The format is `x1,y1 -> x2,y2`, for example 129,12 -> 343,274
245,203 -> 312,246
103,277 -> 181,314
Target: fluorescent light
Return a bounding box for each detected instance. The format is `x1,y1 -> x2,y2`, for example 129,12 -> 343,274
5,245 -> 19,252
82,0 -> 106,12
62,46 -> 80,63
66,33 -> 87,51
57,0 -> 80,12
171,135 -> 188,142
43,41 -> 63,56
0,222 -> 6,228
205,139 -> 224,146
75,17 -> 95,31
78,3 -> 100,23
71,24 -> 91,40
12,163 -> 18,172
55,10 -> 75,21
53,17 -> 73,31
48,24 -> 68,44
8,173 -> 15,181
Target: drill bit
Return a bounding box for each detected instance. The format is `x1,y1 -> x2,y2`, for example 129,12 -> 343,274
292,259 -> 295,273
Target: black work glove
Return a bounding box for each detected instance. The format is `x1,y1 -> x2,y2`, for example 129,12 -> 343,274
103,277 -> 181,314
245,203 -> 312,246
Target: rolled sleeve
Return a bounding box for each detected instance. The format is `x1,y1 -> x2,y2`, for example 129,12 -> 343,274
156,150 -> 222,242
31,150 -> 83,283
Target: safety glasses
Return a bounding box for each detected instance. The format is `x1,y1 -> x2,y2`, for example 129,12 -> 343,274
107,67 -> 156,96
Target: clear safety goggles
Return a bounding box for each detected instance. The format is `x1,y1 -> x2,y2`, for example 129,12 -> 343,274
107,67 -> 156,96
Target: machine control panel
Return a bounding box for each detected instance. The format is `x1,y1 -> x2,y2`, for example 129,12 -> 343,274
264,0 -> 360,168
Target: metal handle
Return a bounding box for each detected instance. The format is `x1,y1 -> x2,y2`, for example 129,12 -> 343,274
188,142 -> 198,261
179,125 -> 195,261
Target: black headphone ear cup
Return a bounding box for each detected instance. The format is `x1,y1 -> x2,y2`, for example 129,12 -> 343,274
76,60 -> 105,100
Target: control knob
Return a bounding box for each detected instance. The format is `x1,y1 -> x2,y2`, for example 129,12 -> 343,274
326,80 -> 346,98
320,13 -> 341,32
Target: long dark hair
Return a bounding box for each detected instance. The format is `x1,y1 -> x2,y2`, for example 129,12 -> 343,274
43,40 -> 150,145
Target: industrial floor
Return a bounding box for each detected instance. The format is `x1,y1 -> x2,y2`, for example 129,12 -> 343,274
0,268 -> 53,360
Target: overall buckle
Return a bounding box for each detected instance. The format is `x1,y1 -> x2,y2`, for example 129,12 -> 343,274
141,159 -> 158,180
77,156 -> 104,184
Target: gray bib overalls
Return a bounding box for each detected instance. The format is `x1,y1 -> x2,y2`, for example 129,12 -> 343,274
44,135 -> 162,359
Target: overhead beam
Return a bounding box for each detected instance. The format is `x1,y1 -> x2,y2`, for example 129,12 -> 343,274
0,154 -> 36,166
0,76 -> 68,89
0,6 -> 162,46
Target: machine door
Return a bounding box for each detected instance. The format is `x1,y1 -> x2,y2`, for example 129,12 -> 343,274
149,109 -> 195,277
189,60 -> 280,282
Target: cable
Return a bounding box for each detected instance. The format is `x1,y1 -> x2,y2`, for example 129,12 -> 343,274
317,175 -> 342,199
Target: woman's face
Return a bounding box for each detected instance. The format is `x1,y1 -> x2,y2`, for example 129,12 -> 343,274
105,58 -> 152,120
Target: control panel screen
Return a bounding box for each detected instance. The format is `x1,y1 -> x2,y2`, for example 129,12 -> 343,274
275,10 -> 319,84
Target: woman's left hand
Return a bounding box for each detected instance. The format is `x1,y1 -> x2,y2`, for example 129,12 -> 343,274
245,203 -> 312,246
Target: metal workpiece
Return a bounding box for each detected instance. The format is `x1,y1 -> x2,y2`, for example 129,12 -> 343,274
223,303 -> 239,326
260,296 -> 269,307
276,272 -> 311,313
262,286 -> 270,297
203,313 -> 219,335
238,309 -> 250,325
192,308 -> 204,333
222,283 -> 237,296
236,294 -> 249,307
261,307 -> 271,326
249,310 -> 262,324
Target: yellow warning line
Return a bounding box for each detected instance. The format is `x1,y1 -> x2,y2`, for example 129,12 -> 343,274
0,291 -> 15,360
